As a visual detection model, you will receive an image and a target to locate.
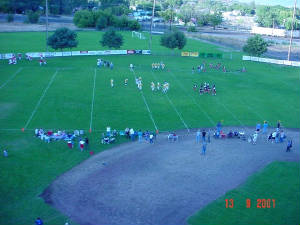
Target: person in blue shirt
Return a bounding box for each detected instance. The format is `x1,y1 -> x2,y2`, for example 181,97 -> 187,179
138,130 -> 143,142
256,123 -> 261,132
263,121 -> 268,134
35,217 -> 43,225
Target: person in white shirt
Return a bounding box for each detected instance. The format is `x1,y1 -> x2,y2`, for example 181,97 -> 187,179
129,128 -> 135,141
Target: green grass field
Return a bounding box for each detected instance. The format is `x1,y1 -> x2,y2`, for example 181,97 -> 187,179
0,31 -> 299,225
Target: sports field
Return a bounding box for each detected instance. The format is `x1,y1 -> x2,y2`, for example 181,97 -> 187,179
0,31 -> 299,225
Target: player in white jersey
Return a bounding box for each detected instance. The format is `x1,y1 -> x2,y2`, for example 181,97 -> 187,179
110,79 -> 114,88
151,82 -> 155,91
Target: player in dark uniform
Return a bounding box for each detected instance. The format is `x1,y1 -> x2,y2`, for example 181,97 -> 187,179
199,85 -> 204,95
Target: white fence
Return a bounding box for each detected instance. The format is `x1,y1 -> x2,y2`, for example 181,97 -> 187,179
243,55 -> 300,67
251,26 -> 300,38
0,50 -> 151,60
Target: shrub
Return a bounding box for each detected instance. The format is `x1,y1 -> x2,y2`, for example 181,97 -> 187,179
243,35 -> 268,56
6,14 -> 14,22
26,10 -> 40,24
73,10 -> 94,28
128,20 -> 140,31
100,28 -> 123,49
96,15 -> 108,30
187,26 -> 196,32
160,30 -> 187,50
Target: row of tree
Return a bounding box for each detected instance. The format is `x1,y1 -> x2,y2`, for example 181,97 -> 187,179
47,27 -> 187,50
47,26 -> 267,58
0,0 -> 130,15
256,5 -> 300,30
73,9 -> 140,30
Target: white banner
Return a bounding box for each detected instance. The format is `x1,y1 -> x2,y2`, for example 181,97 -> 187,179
142,50 -> 151,55
243,55 -> 300,67
1,49 -> 151,60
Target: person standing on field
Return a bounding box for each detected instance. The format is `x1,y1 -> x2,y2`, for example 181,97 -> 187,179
201,141 -> 207,155
196,130 -> 201,143
263,121 -> 268,134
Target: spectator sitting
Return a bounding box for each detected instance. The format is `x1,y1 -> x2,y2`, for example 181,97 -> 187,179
168,132 -> 178,142
234,131 -> 239,137
214,131 -> 220,138
74,130 -> 79,136
228,130 -> 233,138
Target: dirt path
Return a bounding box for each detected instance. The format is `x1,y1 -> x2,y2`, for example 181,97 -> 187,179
42,127 -> 299,225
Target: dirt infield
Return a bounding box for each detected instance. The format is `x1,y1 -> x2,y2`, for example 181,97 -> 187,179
42,127 -> 300,225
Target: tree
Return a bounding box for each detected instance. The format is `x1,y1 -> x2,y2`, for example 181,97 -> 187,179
243,35 -> 268,57
26,10 -> 40,23
47,27 -> 78,51
101,29 -> 123,49
73,10 -> 94,28
209,12 -> 222,29
160,30 -> 186,50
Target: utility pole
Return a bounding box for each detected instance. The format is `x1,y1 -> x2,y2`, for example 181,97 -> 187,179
149,0 -> 156,51
272,18 -> 274,36
45,0 -> 49,54
288,0 -> 297,61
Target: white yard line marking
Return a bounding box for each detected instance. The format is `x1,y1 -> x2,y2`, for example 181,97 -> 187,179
168,70 -> 215,126
23,70 -> 59,129
165,93 -> 190,132
132,70 -> 158,131
149,70 -> 190,132
0,67 -> 23,90
89,69 -> 97,131
215,98 -> 245,127
238,99 -> 265,121
140,90 -> 158,130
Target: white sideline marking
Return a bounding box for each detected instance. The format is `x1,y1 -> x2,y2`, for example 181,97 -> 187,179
89,69 -> 97,131
132,70 -> 158,131
150,70 -> 190,132
24,70 -> 59,129
0,67 -> 23,90
168,70 -> 215,126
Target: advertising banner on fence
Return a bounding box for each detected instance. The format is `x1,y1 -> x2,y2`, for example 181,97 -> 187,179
190,52 -> 199,57
181,52 -> 189,57
142,50 -> 151,55
0,49 -> 151,60
127,50 -> 136,54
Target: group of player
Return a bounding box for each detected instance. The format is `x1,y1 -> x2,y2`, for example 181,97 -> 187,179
151,62 -> 165,70
8,53 -> 46,65
151,81 -> 170,93
192,63 -> 206,73
193,82 -> 216,95
97,58 -> 114,69
135,77 -> 143,90
39,55 -> 47,66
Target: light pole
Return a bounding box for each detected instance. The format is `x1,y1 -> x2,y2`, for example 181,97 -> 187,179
288,0 -> 297,61
46,0 -> 49,53
149,0 -> 156,51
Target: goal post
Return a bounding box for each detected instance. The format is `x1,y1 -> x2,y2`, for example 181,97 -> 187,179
132,31 -> 146,40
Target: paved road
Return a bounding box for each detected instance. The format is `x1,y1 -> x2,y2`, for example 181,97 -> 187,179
0,13 -> 73,23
